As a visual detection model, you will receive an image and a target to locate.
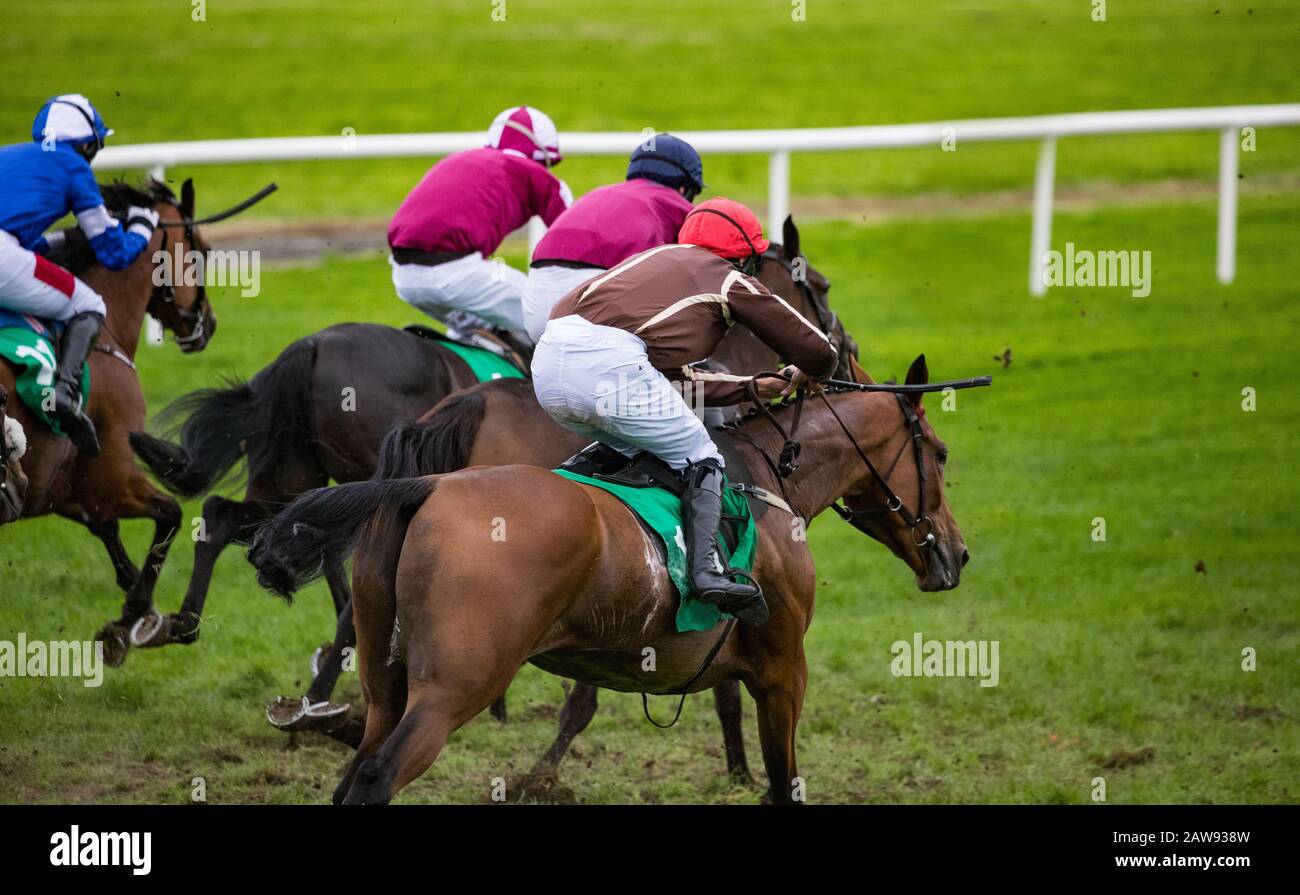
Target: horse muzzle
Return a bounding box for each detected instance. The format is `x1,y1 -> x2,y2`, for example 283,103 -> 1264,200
916,538 -> 969,592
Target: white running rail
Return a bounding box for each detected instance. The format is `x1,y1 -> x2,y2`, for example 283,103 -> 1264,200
94,104 -> 1300,295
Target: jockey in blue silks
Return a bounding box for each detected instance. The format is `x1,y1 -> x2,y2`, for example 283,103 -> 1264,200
0,94 -> 161,456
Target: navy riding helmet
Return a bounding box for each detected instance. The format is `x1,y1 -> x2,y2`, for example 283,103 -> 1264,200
626,133 -> 705,199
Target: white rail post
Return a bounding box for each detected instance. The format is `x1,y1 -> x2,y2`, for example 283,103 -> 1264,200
1029,136 -> 1057,296
768,150 -> 790,236
1217,126 -> 1238,285
147,161 -> 167,346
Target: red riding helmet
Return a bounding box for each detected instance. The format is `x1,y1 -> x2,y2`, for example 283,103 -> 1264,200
677,197 -> 769,260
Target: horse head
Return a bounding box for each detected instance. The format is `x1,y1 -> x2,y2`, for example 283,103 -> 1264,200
832,354 -> 970,591
146,178 -> 217,352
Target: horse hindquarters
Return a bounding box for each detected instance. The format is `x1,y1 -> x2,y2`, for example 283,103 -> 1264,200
346,470 -> 604,803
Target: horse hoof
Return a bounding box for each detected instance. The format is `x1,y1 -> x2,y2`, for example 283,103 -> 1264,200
309,642 -> 332,678
129,613 -> 170,648
96,623 -> 130,668
167,612 -> 202,645
266,695 -> 352,732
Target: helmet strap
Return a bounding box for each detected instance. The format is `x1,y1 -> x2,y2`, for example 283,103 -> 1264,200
683,206 -> 759,263
502,118 -> 554,168
51,99 -> 104,154
629,150 -> 702,194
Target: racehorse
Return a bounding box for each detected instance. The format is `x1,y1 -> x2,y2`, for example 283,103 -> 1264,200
0,179 -> 221,663
248,355 -> 986,804
0,386 -> 29,523
129,217 -> 852,687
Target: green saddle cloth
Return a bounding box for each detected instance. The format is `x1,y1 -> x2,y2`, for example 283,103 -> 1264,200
439,341 -> 525,382
552,468 -> 757,633
0,327 -> 90,436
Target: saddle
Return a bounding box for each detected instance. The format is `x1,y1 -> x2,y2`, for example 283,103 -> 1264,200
403,323 -> 531,374
556,436 -> 774,562
0,308 -> 62,343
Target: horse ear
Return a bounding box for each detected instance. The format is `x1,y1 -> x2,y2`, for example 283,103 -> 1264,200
849,355 -> 875,384
180,178 -> 195,220
904,354 -> 929,406
782,215 -> 801,261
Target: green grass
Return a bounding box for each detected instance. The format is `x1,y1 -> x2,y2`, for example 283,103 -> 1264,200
1,1 -> 1297,218
1,195 -> 1296,803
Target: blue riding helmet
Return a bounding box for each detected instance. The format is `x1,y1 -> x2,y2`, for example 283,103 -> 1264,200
627,133 -> 704,198
31,95 -> 113,157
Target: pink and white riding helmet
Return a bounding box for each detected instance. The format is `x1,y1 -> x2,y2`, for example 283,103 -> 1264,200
487,106 -> 562,167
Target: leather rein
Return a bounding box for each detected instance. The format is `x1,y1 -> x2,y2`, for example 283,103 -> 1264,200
727,374 -> 992,552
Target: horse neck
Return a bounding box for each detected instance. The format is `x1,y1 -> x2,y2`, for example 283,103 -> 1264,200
81,233 -> 160,361
735,390 -> 900,520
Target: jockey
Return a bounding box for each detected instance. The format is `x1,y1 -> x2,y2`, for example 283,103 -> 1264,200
388,106 -> 572,346
0,94 -> 160,457
521,133 -> 704,342
532,198 -> 838,624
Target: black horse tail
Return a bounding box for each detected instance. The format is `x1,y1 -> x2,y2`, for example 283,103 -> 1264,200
130,337 -> 318,498
374,389 -> 486,480
248,476 -> 438,601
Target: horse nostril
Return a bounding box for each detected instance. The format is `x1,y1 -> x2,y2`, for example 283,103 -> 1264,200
960,549 -> 970,568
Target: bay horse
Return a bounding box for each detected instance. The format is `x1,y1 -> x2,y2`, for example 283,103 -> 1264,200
0,179 -> 219,663
249,356 -> 986,804
129,217 -> 851,690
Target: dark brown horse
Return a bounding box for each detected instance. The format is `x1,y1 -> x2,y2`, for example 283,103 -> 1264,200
0,386 -> 29,523
0,179 -> 217,662
248,356 -> 980,804
131,218 -> 850,702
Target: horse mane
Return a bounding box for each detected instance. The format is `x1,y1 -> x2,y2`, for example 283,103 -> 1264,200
46,177 -> 176,274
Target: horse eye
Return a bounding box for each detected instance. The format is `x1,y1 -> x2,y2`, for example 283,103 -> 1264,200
937,449 -> 949,465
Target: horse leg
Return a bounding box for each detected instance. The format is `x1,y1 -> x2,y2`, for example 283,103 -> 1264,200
94,486 -> 182,665
345,679 -> 495,805
489,696 -> 508,724
167,495 -> 272,644
747,654 -> 808,806
713,679 -> 755,785
306,561 -> 353,702
85,519 -> 140,592
333,503 -> 412,804
520,681 -> 599,788
123,493 -> 183,634
333,635 -> 406,805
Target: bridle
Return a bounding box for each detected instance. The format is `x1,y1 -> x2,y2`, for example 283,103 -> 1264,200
149,182 -> 276,350
150,219 -> 212,350
729,374 -> 992,553
825,389 -> 939,549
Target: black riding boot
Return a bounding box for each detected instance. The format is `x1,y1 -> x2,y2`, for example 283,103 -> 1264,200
51,312 -> 102,457
683,459 -> 768,625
